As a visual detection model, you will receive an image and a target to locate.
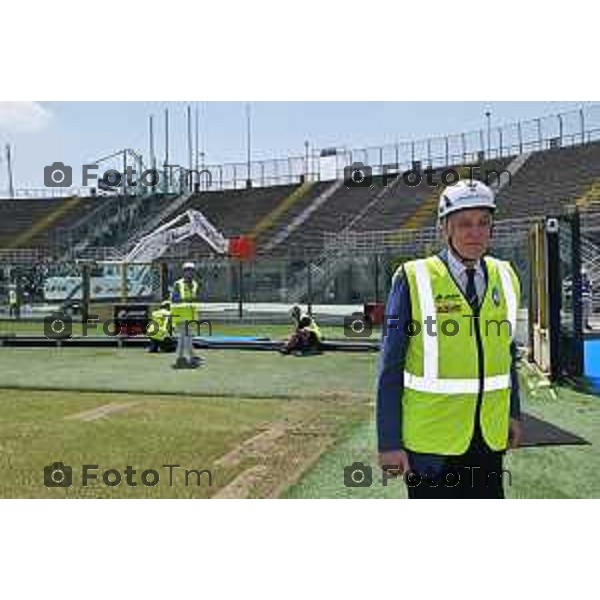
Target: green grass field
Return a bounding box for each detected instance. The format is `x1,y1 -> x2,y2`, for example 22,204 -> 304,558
0,337 -> 598,498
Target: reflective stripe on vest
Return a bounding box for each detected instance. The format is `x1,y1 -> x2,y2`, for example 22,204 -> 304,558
404,372 -> 510,394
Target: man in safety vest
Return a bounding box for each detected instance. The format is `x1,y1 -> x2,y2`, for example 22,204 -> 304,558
171,261 -> 203,369
147,300 -> 176,353
8,285 -> 20,319
377,179 -> 522,499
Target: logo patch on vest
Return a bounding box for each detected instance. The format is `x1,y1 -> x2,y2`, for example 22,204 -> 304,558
435,293 -> 463,313
491,286 -> 501,306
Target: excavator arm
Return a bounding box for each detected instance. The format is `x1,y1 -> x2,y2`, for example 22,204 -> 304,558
125,209 -> 229,263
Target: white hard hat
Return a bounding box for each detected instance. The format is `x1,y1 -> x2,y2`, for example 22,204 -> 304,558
182,262 -> 195,270
438,180 -> 496,221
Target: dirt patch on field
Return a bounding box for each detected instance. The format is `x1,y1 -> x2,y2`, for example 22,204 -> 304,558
211,398 -> 370,498
212,465 -> 270,499
214,421 -> 288,468
66,402 -> 139,422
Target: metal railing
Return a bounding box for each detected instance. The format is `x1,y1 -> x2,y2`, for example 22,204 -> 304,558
324,210 -> 600,255
189,106 -> 600,191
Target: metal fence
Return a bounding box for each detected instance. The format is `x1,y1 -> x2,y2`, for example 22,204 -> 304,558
0,245 -> 531,313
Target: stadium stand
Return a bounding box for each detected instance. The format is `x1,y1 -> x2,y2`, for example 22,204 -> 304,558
349,158 -> 513,233
0,196 -> 96,250
3,140 -> 600,261
495,142 -> 600,219
170,184 -> 300,237
150,183 -> 333,257
277,179 -> 386,252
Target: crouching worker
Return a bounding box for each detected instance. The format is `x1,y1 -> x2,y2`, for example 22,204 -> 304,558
280,307 -> 323,356
147,300 -> 176,353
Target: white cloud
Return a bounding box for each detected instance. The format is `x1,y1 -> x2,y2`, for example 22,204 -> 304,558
0,101 -> 52,133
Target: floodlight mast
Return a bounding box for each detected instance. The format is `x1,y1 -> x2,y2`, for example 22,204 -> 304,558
125,209 -> 230,263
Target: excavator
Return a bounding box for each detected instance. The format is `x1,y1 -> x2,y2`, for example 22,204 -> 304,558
44,209 -> 254,302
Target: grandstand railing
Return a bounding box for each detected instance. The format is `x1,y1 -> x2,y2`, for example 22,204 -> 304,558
5,105 -> 600,197
180,106 -> 600,192
0,248 -> 47,263
323,210 -> 600,254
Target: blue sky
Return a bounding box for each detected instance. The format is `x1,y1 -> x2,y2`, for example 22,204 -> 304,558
0,101 -> 592,192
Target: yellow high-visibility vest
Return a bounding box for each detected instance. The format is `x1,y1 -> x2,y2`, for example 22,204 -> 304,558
400,255 -> 520,455
147,308 -> 172,342
173,278 -> 199,302
304,317 -> 323,342
172,278 -> 200,324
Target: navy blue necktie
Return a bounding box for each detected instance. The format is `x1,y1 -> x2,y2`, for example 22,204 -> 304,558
466,268 -> 478,311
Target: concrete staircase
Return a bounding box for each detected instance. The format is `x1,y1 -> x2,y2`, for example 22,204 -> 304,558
249,181 -> 315,245
262,180 -> 344,253
286,175 -> 404,302
9,196 -> 82,249
576,178 -> 600,212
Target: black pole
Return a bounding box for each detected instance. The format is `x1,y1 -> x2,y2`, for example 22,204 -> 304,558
6,144 -> 15,197
165,108 -> 169,165
195,103 -> 200,187
82,264 -> 91,326
160,262 -> 169,300
246,102 -> 252,188
238,260 -> 243,319
527,226 -> 536,362
123,149 -> 127,196
485,111 -> 491,157
307,261 -> 313,316
374,254 -> 380,304
571,210 -> 584,377
164,108 -> 169,192
546,219 -> 561,381
187,104 -> 193,189
149,115 -> 156,192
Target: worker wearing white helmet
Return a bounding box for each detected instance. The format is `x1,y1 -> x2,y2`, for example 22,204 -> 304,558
171,261 -> 203,369
437,179 -> 497,261
8,283 -> 20,320
376,178 -> 522,498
